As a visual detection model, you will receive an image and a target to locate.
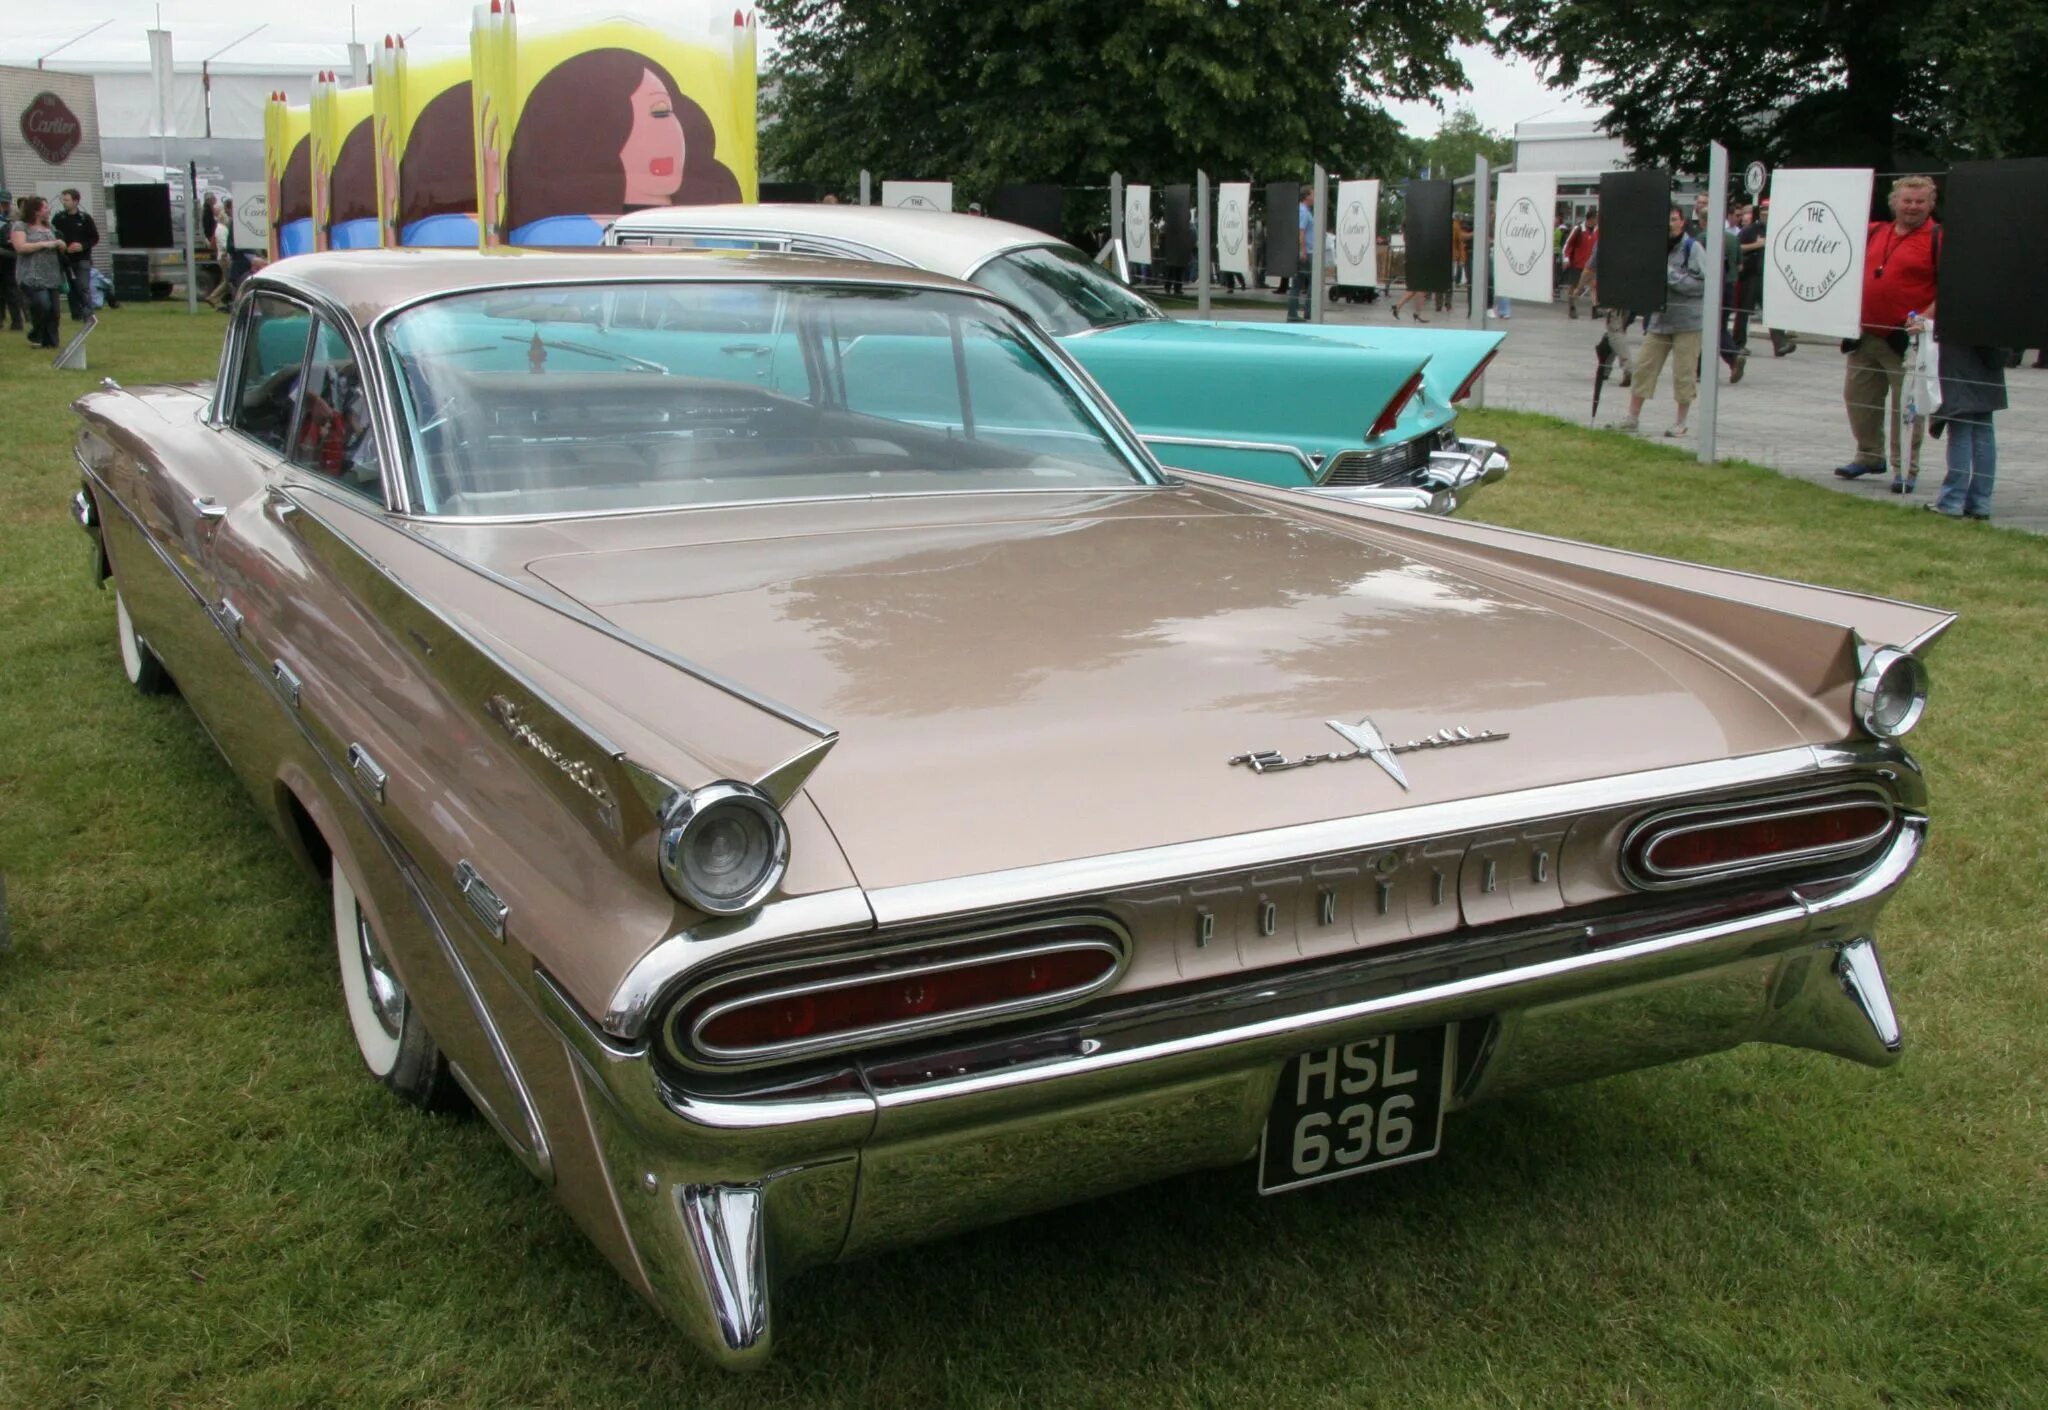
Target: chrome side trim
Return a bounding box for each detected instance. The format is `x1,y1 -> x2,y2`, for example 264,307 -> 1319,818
1623,785 -> 1896,889
388,483 -> 1169,529
71,488 -> 96,528
347,743 -> 388,803
864,746 -> 1866,929
1142,433 -> 1318,473
217,598 -> 245,638
603,887 -> 877,1040
271,659 -> 302,709
455,860 -> 509,941
670,921 -> 1131,1070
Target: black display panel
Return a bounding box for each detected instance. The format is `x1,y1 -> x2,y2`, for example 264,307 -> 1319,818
1405,180 -> 1453,293
1264,182 -> 1301,278
759,182 -> 821,203
1595,169 -> 1674,315
989,183 -> 1063,236
1937,158 -> 2048,348
1159,184 -> 1193,267
113,184 -> 175,249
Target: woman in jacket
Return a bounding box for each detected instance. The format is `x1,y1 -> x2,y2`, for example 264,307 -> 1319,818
1927,340 -> 2007,520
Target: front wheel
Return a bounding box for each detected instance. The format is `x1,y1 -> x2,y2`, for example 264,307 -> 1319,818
115,591 -> 171,694
332,857 -> 461,1109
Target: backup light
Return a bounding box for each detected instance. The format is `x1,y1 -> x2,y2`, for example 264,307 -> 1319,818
1854,647 -> 1929,739
657,781 -> 788,916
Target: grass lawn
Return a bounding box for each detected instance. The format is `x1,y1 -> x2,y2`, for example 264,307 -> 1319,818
2,304 -> 2044,1409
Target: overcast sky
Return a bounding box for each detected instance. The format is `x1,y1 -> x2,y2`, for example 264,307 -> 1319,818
1,4 -> 1601,138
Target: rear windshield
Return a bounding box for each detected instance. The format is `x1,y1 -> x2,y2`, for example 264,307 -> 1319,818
969,244 -> 1165,337
381,281 -> 1157,517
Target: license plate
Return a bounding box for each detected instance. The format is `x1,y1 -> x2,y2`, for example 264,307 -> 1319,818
1257,1024 -> 1454,1194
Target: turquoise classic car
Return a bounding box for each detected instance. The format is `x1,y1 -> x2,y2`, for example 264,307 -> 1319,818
606,206 -> 1508,512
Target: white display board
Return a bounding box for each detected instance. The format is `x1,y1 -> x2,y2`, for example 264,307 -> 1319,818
881,181 -> 953,213
1125,184 -> 1152,264
1217,182 -> 1251,279
1761,168 -> 1874,340
231,183 -> 270,251
1492,172 -> 1557,303
1332,179 -> 1380,287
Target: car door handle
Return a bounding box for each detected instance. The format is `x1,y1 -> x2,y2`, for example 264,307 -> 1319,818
192,495 -> 228,519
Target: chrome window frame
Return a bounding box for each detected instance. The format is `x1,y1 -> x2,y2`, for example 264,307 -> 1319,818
364,274 -> 1169,521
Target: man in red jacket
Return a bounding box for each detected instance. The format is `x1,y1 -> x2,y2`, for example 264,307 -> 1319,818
1836,175 -> 1939,489
1561,208 -> 1598,319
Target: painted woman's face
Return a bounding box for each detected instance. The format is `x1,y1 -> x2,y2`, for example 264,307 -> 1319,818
619,69 -> 686,207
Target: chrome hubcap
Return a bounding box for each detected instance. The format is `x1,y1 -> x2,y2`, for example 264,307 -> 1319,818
354,902 -> 405,1040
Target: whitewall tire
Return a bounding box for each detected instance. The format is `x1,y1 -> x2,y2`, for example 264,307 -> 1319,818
331,857 -> 460,1109
115,591 -> 171,694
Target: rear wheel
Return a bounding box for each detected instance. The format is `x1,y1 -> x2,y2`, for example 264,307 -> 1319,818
332,857 -> 461,1109
115,591 -> 171,694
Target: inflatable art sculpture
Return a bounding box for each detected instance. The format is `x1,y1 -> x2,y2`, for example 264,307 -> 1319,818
471,1 -> 757,246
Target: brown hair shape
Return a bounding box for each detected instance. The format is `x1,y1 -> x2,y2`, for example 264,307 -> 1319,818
503,47 -> 739,234
279,137 -> 312,223
331,118 -> 378,224
397,81 -> 478,228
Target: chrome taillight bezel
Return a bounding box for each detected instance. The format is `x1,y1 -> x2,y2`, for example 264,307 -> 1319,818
1622,785 -> 1898,892
660,915 -> 1131,1072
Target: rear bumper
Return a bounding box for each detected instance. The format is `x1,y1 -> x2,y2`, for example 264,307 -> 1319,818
1303,436 -> 1509,514
542,816 -> 1921,1366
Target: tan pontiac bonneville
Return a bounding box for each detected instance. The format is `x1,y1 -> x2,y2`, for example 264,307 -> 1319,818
73,248 -> 1949,1366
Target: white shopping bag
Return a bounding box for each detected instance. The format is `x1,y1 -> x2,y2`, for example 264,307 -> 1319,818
1903,324 -> 1939,426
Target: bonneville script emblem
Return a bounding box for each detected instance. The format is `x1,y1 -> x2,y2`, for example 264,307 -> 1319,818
1230,719 -> 1508,790
486,694 -> 615,810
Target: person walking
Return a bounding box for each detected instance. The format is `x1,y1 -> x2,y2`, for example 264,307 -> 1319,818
1286,188 -> 1314,321
0,208 -> 23,331
1836,175 -> 1940,490
1562,209 -> 1598,319
1617,206 -> 1706,436
51,188 -> 106,320
1926,337 -> 2006,520
9,195 -> 75,349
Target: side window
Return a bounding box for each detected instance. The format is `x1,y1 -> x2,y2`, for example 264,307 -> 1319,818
291,320 -> 382,500
229,294 -> 313,454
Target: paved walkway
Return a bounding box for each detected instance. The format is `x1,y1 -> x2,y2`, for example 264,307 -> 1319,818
1176,285 -> 2048,533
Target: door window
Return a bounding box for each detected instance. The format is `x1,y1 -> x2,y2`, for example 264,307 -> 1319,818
229,295 -> 314,454
291,320 -> 383,501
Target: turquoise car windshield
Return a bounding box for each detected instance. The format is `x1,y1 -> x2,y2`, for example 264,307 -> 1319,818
381,282 -> 1156,517
971,244 -> 1165,338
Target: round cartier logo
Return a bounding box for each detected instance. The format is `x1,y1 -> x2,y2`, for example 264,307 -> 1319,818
21,92 -> 82,165
1772,200 -> 1854,303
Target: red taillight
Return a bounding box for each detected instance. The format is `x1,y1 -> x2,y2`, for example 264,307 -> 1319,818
1449,350 -> 1498,404
685,939 -> 1123,1061
1631,796 -> 1894,883
1368,371 -> 1426,440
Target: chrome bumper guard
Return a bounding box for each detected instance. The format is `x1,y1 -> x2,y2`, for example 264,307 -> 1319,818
541,816 -> 1921,1366
1301,437 -> 1509,515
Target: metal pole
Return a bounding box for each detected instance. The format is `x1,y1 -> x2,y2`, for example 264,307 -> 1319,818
184,161 -> 199,314
1109,171 -> 1124,250
1471,155 -> 1490,407
1310,163 -> 1327,323
1699,141 -> 1729,464
1196,170 -> 1211,318
859,170 -> 871,206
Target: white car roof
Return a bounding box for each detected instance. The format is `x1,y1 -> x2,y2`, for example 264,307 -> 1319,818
607,204 -> 1062,280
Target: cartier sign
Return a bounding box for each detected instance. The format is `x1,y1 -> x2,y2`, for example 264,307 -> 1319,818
21,92 -> 83,165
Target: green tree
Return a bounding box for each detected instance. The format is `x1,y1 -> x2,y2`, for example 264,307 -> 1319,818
1491,0 -> 2048,174
1414,106 -> 1514,180
759,0 -> 1490,201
